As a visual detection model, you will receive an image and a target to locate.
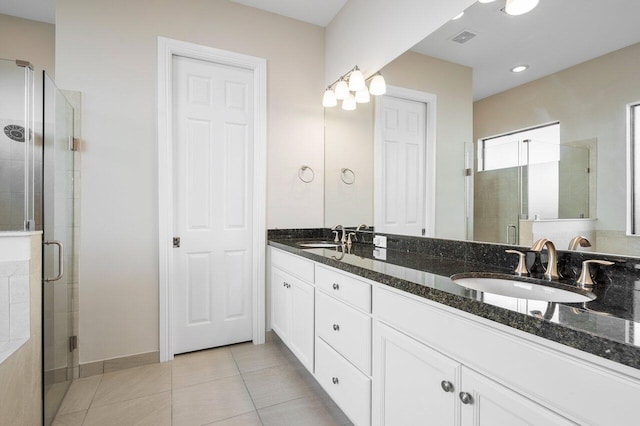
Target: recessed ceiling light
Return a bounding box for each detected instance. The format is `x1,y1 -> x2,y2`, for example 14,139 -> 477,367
452,11 -> 465,20
505,0 -> 539,16
511,65 -> 529,73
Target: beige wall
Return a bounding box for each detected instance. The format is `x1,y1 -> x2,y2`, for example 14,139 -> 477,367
474,42 -> 640,254
326,0 -> 475,83
381,51 -> 473,240
0,234 -> 42,425
324,101 -> 374,227
0,13 -> 55,77
55,0 -> 325,363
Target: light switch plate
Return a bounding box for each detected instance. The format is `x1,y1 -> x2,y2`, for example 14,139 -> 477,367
373,235 -> 387,248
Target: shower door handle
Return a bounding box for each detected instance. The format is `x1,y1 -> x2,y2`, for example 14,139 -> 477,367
44,240 -> 64,282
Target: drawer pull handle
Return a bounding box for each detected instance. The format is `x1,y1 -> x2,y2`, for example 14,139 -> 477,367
332,377 -> 339,385
332,283 -> 340,290
440,380 -> 454,393
459,392 -> 473,405
332,324 -> 340,331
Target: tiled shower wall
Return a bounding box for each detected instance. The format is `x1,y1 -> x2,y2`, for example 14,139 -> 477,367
0,119 -> 42,231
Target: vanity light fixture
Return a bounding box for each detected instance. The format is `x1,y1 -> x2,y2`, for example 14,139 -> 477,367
355,87 -> 370,104
452,11 -> 465,20
342,93 -> 357,111
322,66 -> 386,110
348,66 -> 366,91
322,88 -> 337,107
478,0 -> 497,3
505,0 -> 539,16
511,65 -> 529,73
368,73 -> 386,96
334,78 -> 350,100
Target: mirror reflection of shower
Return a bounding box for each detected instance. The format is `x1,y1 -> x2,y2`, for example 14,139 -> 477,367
474,122 -> 594,247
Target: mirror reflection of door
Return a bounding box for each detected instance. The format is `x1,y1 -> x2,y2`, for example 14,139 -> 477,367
374,93 -> 433,237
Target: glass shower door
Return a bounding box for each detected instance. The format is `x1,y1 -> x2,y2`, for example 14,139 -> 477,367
42,73 -> 76,425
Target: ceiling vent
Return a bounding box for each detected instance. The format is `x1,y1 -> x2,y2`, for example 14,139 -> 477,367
451,30 -> 477,44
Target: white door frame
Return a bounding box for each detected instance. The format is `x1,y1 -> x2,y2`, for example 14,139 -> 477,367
157,36 -> 267,362
374,85 -> 437,237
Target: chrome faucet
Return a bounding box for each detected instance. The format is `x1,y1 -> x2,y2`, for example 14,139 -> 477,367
568,236 -> 591,251
356,224 -> 368,232
331,224 -> 346,244
530,238 -> 559,280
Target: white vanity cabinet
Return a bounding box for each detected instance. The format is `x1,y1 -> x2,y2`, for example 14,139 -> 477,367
269,248 -> 315,372
373,322 -> 572,426
268,246 -> 640,426
314,265 -> 373,426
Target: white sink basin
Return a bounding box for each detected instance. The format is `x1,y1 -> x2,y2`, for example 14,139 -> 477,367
297,242 -> 341,248
451,274 -> 595,303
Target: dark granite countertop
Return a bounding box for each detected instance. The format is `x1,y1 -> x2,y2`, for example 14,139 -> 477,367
269,236 -> 640,371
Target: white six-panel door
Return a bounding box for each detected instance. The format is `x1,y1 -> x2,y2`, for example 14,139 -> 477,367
375,95 -> 427,236
172,56 -> 254,354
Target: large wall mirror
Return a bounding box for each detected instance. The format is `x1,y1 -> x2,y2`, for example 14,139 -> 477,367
324,0 -> 640,257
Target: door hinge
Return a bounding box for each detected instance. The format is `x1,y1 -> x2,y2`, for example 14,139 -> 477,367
464,168 -> 472,176
173,237 -> 180,248
422,228 -> 426,236
69,335 -> 78,352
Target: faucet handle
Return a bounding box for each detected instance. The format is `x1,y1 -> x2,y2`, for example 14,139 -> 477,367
347,232 -> 356,245
332,230 -> 340,243
577,260 -> 614,289
505,250 -> 529,276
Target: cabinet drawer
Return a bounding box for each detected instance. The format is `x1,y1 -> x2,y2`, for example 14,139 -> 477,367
317,291 -> 371,374
270,247 -> 314,283
315,338 -> 371,426
316,265 -> 371,312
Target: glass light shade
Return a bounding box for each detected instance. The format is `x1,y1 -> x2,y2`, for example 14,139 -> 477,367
452,11 -> 464,20
369,74 -> 386,96
334,79 -> 350,100
478,0 -> 496,3
342,94 -> 356,111
355,88 -> 370,103
322,88 -> 337,107
505,0 -> 539,15
348,69 -> 366,91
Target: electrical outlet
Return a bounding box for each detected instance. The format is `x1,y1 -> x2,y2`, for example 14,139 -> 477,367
373,247 -> 387,260
373,235 -> 387,248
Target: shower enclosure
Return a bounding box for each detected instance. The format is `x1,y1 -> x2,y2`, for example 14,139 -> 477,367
0,57 -> 78,424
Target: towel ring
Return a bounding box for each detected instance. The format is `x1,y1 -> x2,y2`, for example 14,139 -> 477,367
298,165 -> 314,183
341,168 -> 355,185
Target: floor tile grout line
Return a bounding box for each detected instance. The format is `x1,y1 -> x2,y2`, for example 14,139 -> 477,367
231,345 -> 266,425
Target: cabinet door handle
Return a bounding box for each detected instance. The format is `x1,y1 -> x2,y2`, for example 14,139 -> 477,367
332,324 -> 340,331
332,377 -> 339,384
459,392 -> 473,405
283,282 -> 287,287
440,380 -> 454,393
332,283 -> 340,290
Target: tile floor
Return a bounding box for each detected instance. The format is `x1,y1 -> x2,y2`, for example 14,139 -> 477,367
51,335 -> 352,426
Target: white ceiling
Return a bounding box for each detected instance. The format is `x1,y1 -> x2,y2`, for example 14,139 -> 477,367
0,0 -> 55,24
412,0 -> 640,100
229,0 -> 347,27
0,0 -> 347,27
